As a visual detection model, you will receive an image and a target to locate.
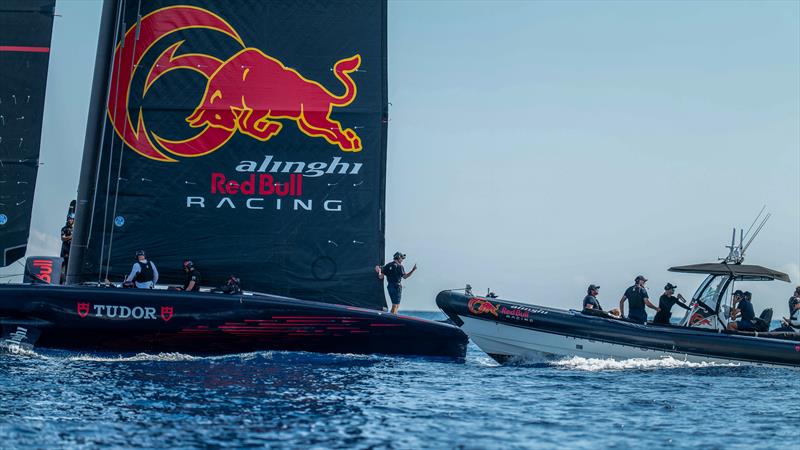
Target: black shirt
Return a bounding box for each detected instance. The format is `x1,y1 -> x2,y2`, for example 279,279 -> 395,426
624,286 -> 649,313
738,299 -> 755,322
658,294 -> 689,313
382,261 -> 405,285
183,269 -> 201,292
583,295 -> 602,311
653,294 -> 689,324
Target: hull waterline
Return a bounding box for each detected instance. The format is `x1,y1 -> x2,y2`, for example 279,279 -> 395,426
0,284 -> 468,358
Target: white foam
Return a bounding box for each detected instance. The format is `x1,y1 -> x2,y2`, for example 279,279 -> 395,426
65,352 -> 199,362
550,355 -> 738,371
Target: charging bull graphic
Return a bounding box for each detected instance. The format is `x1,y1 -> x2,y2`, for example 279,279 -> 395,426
108,6 -> 362,162
468,297 -> 500,317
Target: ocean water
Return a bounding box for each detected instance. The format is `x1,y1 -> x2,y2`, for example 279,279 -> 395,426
1,311 -> 796,449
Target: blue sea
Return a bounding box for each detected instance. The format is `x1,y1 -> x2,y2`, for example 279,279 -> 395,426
1,311 -> 796,449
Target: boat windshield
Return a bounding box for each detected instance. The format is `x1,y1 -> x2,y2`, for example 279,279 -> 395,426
678,275 -> 730,329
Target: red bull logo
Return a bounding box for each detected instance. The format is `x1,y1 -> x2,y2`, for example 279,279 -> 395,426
32,259 -> 53,283
108,6 -> 362,163
467,297 -> 500,317
689,313 -> 711,327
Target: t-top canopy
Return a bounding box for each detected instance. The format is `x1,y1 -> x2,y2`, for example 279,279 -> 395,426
668,263 -> 791,283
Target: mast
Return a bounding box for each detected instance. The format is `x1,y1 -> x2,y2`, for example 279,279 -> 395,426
66,0 -> 119,283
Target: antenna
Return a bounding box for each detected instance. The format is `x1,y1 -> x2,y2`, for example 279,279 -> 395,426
722,207 -> 771,263
742,205 -> 766,244
742,212 -> 770,256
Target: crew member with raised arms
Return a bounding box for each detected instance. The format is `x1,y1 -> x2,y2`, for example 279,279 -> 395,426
376,252 -> 417,314
125,250 -> 159,289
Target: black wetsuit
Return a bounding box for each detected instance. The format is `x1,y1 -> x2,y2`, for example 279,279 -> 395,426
653,294 -> 690,325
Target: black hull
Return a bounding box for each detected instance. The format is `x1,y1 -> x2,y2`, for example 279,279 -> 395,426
0,285 -> 467,358
436,290 -> 800,367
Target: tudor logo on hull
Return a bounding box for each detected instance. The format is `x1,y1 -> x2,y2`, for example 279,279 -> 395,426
108,6 -> 364,163
76,302 -> 174,322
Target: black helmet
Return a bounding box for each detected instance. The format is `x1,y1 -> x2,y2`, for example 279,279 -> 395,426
135,250 -> 146,258
67,213 -> 75,220
183,260 -> 194,270
664,283 -> 677,291
635,275 -> 648,283
743,291 -> 752,300
393,251 -> 406,260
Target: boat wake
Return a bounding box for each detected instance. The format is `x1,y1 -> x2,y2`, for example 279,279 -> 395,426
65,352 -> 200,362
550,356 -> 739,372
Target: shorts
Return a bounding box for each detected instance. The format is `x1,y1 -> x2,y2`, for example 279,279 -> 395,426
737,320 -> 755,331
628,309 -> 647,324
387,283 -> 402,305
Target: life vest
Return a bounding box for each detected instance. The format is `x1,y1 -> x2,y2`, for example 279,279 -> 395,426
135,261 -> 154,283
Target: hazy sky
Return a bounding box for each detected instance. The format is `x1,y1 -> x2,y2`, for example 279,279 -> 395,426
2,0 -> 799,314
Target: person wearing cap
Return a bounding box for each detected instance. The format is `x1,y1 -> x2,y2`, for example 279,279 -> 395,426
124,250 -> 159,289
728,291 -> 756,331
583,284 -> 603,311
375,251 -> 417,314
653,283 -> 690,325
176,260 -> 201,292
619,275 -> 660,324
60,213 -> 75,267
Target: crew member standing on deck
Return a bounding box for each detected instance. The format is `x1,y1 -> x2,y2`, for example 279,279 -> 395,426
619,275 -> 660,324
125,250 -> 159,289
653,283 -> 690,325
375,252 -> 417,314
60,213 -> 74,267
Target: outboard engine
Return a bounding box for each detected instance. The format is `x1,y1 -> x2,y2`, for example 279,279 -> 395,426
23,257 -> 63,284
753,308 -> 773,332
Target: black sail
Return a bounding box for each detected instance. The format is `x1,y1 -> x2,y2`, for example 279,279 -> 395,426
70,0 -> 388,310
0,0 -> 56,267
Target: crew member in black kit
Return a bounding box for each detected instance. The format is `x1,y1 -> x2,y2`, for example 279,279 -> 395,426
653,283 -> 690,325
376,252 -> 417,314
60,213 -> 74,266
619,275 -> 660,324
178,260 -> 201,292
